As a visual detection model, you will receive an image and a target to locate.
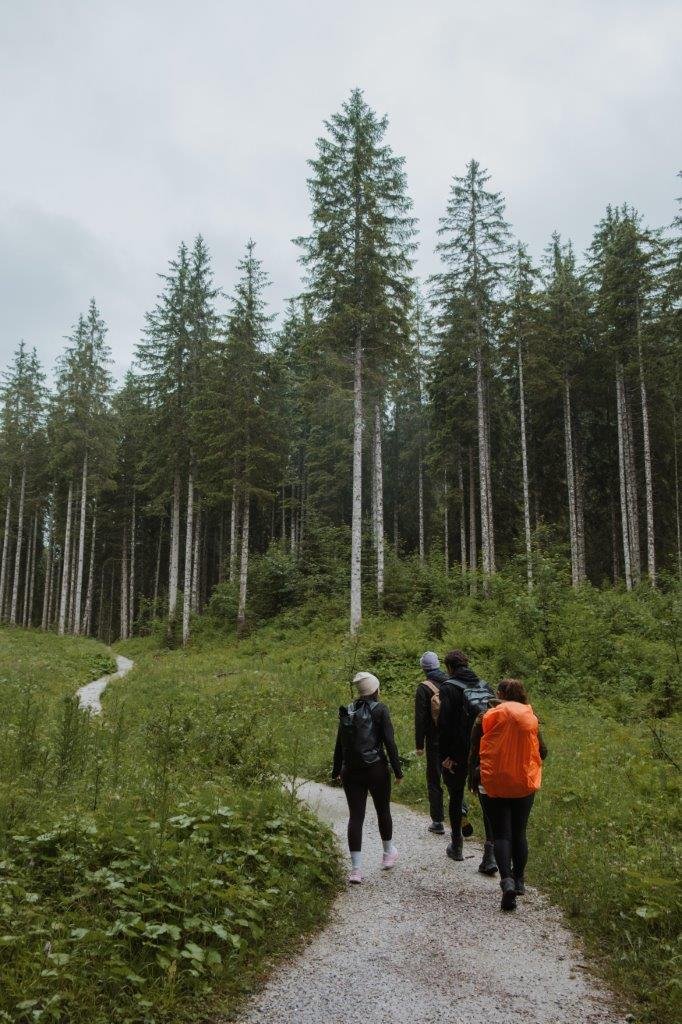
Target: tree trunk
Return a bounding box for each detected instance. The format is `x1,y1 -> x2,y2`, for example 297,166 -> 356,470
0,478 -> 12,620
73,453 -> 88,635
458,457 -> 467,582
476,347 -> 492,579
67,509 -> 78,632
563,376 -> 581,587
623,382 -> 641,585
41,496 -> 54,630
97,559 -> 105,640
468,447 -> 477,588
616,365 -> 633,590
9,464 -> 26,625
23,514 -> 37,627
518,339 -> 533,589
418,451 -> 425,564
637,325 -> 655,585
373,404 -> 385,606
191,505 -> 201,614
82,506 -> 97,635
58,480 -> 73,635
443,471 -> 449,574
120,523 -> 129,641
128,493 -> 136,635
229,481 -> 238,583
153,521 -> 163,614
218,512 -> 225,583
610,497 -> 619,584
237,493 -> 250,630
575,448 -> 587,582
49,554 -> 60,630
350,334 -> 363,635
168,469 -> 180,619
182,465 -> 194,646
674,406 -> 682,579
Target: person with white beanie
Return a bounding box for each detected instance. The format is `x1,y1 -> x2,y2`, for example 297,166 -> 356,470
332,670 -> 403,884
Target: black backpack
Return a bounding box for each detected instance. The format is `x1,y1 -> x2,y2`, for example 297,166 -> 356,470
451,678 -> 495,755
338,700 -> 382,770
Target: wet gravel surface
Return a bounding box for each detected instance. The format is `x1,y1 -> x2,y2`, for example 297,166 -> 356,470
235,781 -> 624,1024
76,654 -> 133,713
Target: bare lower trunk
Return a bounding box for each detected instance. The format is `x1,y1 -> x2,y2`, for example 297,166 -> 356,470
610,497 -> 619,583
229,482 -> 238,583
41,497 -> 54,630
417,451 -> 425,564
107,567 -> 115,644
23,514 -> 37,626
350,335 -> 363,635
129,493 -> 136,634
182,465 -> 194,646
82,506 -> 97,635
168,470 -> 180,619
97,558 -> 105,640
0,478 -> 12,620
518,340 -> 533,589
191,506 -> 201,613
120,523 -> 129,641
67,514 -> 78,632
458,457 -> 467,582
153,521 -> 163,614
373,404 -> 385,605
58,480 -> 73,635
49,555 -> 60,629
575,452 -> 586,582
638,332 -> 655,585
290,483 -> 297,556
563,377 -> 580,588
9,464 -> 26,625
73,453 -> 88,635
476,348 -> 492,579
616,365 -> 633,590
218,512 -> 225,583
468,447 -> 477,588
624,386 -> 641,585
237,494 -> 250,630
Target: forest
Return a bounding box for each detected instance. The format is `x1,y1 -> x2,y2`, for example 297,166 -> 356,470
1,89 -> 680,644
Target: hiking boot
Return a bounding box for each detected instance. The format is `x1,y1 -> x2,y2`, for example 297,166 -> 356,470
478,841 -> 498,876
381,849 -> 399,870
446,836 -> 464,861
500,877 -> 517,911
428,821 -> 445,835
514,876 -> 525,895
347,868 -> 363,885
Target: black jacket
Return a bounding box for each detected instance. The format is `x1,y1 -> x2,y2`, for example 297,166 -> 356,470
437,666 -> 482,766
414,668 -> 449,748
333,699 -> 403,779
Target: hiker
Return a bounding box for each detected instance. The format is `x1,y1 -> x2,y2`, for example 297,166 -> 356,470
437,649 -> 494,862
477,678 -> 547,911
332,670 -> 403,885
414,651 -> 448,835
467,700 -> 500,876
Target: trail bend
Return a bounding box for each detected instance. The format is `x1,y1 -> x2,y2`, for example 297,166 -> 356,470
76,653 -> 134,713
234,780 -> 624,1024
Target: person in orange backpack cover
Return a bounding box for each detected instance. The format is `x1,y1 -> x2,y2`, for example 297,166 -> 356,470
478,679 -> 547,911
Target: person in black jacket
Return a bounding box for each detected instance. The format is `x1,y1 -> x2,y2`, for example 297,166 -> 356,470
414,651 -> 448,834
437,649 -> 483,862
333,671 -> 403,885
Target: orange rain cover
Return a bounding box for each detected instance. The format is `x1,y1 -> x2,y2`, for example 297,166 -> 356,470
479,701 -> 542,798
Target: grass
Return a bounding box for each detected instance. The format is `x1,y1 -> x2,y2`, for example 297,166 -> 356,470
1,572 -> 680,1023
0,627 -> 340,1024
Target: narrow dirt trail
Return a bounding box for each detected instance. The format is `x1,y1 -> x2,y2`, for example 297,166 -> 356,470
76,654 -> 134,713
236,781 -> 624,1024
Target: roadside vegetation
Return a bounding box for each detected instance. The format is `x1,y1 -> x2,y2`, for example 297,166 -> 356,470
0,560 -> 679,1023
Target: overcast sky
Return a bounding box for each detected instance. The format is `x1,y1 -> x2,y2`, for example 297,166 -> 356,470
1,0 -> 680,380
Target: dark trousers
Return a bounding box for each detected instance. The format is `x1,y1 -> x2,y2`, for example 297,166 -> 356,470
478,792 -> 494,841
425,738 -> 444,822
342,762 -> 393,851
442,764 -> 467,837
480,793 -> 535,879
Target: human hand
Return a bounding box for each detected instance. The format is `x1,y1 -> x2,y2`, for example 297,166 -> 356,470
395,776 -> 403,784
442,757 -> 454,772
416,748 -> 424,757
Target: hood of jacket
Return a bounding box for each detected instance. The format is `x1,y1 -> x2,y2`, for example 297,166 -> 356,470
425,668 -> 448,685
449,666 -> 480,684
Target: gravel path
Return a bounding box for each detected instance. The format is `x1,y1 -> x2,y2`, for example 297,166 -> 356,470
236,780 -> 624,1024
76,654 -> 134,713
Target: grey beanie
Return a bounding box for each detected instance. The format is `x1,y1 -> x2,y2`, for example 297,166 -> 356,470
420,651 -> 440,671
353,671 -> 380,697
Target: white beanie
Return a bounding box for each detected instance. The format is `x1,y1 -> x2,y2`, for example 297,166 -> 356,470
353,671 -> 380,697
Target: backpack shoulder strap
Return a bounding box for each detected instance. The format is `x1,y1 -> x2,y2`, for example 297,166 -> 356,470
450,678 -> 468,691
423,680 -> 439,695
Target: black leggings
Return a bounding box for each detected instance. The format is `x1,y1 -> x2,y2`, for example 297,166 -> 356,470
342,762 -> 392,851
480,793 -> 535,879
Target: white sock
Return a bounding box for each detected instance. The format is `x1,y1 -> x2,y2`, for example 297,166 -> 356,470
382,840 -> 396,854
350,851 -> 363,870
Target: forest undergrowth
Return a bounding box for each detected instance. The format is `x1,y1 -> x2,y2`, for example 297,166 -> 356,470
0,565 -> 680,1023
